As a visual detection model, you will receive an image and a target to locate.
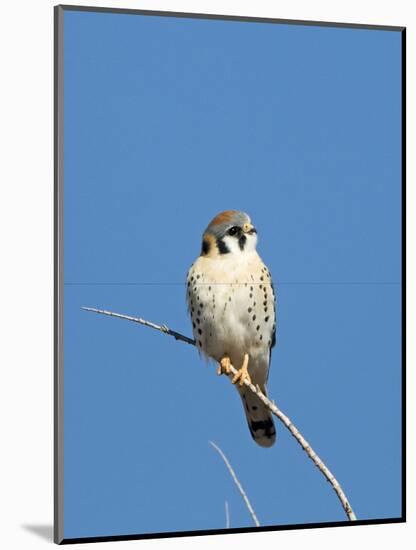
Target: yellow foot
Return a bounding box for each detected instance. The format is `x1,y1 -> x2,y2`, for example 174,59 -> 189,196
217,355 -> 232,376
232,353 -> 251,387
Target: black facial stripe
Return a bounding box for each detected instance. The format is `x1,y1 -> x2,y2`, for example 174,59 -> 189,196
201,239 -> 210,255
216,237 -> 230,255
238,234 -> 247,251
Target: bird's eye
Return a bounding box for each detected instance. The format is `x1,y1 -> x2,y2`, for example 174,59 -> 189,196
228,226 -> 239,236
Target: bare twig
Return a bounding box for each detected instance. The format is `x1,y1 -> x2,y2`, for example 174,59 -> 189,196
81,307 -> 195,345
225,500 -> 230,529
209,441 -> 259,527
82,306 -> 357,521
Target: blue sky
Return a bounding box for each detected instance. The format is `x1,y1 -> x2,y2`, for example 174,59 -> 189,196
63,9 -> 402,539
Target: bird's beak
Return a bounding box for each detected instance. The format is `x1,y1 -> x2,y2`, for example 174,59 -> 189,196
243,223 -> 256,234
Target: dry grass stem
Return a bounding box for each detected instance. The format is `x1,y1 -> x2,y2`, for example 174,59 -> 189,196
209,441 -> 259,527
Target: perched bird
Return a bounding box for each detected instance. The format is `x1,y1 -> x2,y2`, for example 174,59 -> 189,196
186,210 -> 277,447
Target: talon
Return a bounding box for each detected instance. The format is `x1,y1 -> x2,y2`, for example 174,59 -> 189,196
231,353 -> 251,387
218,355 -> 231,376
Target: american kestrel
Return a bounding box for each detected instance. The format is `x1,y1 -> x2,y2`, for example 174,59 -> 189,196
187,210 -> 277,447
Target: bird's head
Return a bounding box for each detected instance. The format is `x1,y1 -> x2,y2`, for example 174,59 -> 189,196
201,210 -> 258,257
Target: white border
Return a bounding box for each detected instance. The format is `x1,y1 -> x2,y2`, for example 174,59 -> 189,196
0,2 -> 412,549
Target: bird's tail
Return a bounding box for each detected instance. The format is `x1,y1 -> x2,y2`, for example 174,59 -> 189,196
239,386 -> 276,447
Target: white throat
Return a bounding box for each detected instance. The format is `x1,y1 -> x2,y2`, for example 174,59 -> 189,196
222,233 -> 258,256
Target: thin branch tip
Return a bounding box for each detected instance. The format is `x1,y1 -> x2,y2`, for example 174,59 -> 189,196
210,440 -> 260,527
